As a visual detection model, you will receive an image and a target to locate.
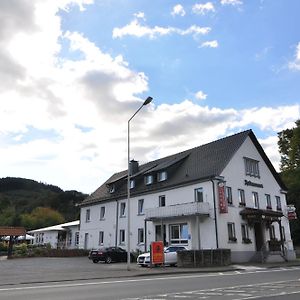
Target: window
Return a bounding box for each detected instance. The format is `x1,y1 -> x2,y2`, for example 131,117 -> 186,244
227,223 -> 237,242
119,229 -> 125,244
158,171 -> 167,182
159,195 -> 166,207
281,226 -> 286,241
99,231 -> 104,245
86,209 -> 91,222
276,196 -> 282,211
138,228 -> 144,244
269,225 -> 276,240
244,157 -> 260,178
68,233 -> 72,246
120,202 -> 126,217
226,186 -> 233,205
238,189 -> 246,206
241,224 -> 251,243
252,192 -> 259,209
75,232 -> 79,246
265,194 -> 272,209
100,206 -> 105,220
145,175 -> 153,185
109,184 -> 115,193
170,224 -> 188,244
138,199 -> 144,215
130,180 -> 135,189
195,188 -> 203,202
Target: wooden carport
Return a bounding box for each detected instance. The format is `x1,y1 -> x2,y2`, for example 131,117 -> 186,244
0,227 -> 26,258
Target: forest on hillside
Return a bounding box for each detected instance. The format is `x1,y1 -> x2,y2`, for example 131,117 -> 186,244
0,177 -> 87,230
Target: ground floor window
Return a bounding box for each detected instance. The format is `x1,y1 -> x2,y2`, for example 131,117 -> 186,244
269,225 -> 276,240
119,229 -> 125,244
75,232 -> 79,246
99,231 -> 104,245
169,224 -> 188,244
227,222 -> 237,242
138,228 -> 144,244
241,224 -> 251,243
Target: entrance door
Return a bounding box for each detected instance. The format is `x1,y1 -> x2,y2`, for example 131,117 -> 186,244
254,223 -> 264,251
155,225 -> 166,245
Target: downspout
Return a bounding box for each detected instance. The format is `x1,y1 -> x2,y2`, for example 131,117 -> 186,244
144,219 -> 147,252
115,200 -> 119,247
210,178 -> 219,249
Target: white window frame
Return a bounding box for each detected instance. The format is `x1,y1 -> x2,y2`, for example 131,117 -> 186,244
138,199 -> 144,215
120,202 -> 126,217
265,194 -> 272,209
145,175 -> 153,185
252,192 -> 259,209
159,195 -> 166,207
169,223 -> 188,245
130,179 -> 135,189
100,206 -> 105,220
194,188 -> 203,202
276,196 -> 282,211
99,231 -> 104,245
157,171 -> 167,182
227,222 -> 237,242
109,184 -> 115,193
86,209 -> 91,222
241,224 -> 250,243
138,228 -> 144,244
226,186 -> 233,205
119,229 -> 125,244
238,189 -> 246,206
244,157 -> 260,178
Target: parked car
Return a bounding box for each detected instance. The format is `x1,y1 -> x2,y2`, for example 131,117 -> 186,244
89,247 -> 133,264
137,245 -> 188,267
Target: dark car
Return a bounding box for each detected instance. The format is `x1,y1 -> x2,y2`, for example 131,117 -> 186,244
89,247 -> 133,264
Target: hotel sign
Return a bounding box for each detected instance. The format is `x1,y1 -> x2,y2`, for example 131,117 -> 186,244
244,180 -> 263,188
218,182 -> 228,214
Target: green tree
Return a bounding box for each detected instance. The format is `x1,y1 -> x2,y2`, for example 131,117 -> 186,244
20,207 -> 65,230
278,120 -> 300,171
278,120 -> 300,244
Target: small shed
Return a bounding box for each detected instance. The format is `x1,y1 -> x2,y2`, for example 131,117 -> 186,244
0,227 -> 26,258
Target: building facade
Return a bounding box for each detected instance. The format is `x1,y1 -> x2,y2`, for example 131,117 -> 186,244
79,130 -> 296,262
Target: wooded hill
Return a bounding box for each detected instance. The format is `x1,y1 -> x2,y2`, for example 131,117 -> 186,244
0,177 -> 87,230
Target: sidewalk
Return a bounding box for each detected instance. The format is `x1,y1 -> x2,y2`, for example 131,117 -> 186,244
0,256 -> 300,286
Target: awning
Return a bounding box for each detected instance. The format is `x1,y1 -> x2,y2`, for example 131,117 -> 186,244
0,227 -> 26,236
240,207 -> 283,223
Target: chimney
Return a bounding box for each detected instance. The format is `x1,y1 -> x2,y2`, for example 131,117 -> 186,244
129,160 -> 139,175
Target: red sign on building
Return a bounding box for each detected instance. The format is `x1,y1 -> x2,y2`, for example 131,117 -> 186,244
218,182 -> 228,213
151,241 -> 164,265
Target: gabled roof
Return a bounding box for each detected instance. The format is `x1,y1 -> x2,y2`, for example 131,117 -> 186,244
28,220 -> 79,233
81,130 -> 286,206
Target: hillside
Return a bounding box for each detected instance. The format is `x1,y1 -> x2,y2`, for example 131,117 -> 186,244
0,177 -> 87,229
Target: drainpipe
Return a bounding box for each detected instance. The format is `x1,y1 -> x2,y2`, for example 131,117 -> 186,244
210,178 -> 219,249
115,200 -> 119,247
144,219 -> 147,252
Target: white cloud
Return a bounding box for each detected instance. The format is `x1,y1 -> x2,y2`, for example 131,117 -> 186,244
288,42 -> 300,71
221,0 -> 243,6
200,40 -> 219,48
112,19 -> 210,39
195,91 -> 207,100
192,2 -> 215,15
133,12 -> 146,20
0,0 -> 298,194
171,4 -> 186,17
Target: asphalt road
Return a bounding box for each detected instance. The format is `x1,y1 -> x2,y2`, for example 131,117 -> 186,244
1,266 -> 300,299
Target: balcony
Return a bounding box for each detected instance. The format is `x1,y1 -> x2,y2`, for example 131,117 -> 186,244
145,202 -> 210,221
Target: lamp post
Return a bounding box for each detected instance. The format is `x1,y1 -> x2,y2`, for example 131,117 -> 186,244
127,96 -> 153,271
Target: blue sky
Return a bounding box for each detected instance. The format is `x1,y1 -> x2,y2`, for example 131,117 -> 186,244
0,0 -> 299,193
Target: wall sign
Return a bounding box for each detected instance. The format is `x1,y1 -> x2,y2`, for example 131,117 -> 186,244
218,182 -> 228,214
244,180 -> 263,188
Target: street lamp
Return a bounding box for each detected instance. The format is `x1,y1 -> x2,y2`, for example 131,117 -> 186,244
127,96 -> 153,271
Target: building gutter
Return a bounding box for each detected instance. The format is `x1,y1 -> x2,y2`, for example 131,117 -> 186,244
210,177 -> 219,249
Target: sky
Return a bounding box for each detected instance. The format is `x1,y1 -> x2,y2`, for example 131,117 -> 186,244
0,0 -> 299,194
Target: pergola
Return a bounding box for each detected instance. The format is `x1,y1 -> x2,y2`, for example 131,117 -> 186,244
0,227 -> 26,258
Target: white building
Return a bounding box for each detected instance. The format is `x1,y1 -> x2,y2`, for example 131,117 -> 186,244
79,130 -> 296,262
28,220 -> 80,249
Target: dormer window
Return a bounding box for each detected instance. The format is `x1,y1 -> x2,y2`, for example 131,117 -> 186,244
109,184 -> 115,193
145,175 -> 153,185
130,179 -> 135,189
158,171 -> 167,182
